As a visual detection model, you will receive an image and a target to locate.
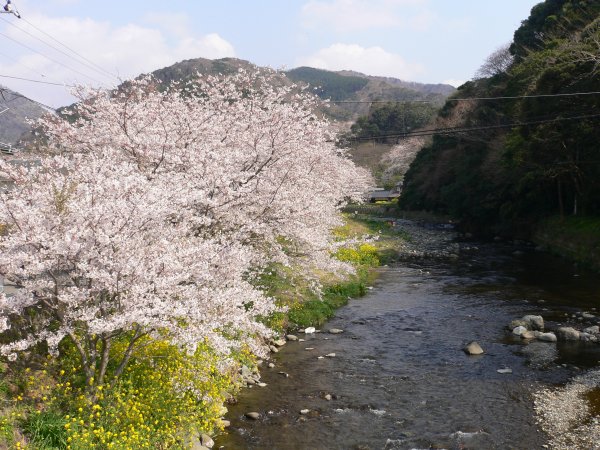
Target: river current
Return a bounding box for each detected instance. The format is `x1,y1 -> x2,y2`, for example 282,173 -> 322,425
217,230 -> 600,449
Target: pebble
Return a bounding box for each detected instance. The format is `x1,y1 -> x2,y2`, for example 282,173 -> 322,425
269,345 -> 279,353
325,353 -> 336,357
286,334 -> 298,341
245,412 -> 260,420
300,409 -> 310,415
257,382 -> 267,387
304,327 -> 316,334
278,372 -> 289,377
497,368 -> 513,374
267,362 -> 275,368
324,394 -> 332,401
329,328 -> 344,334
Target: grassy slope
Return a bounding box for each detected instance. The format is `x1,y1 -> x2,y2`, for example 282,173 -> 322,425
535,216 -> 600,272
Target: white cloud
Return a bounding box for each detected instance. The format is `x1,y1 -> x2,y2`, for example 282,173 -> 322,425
0,14 -> 235,107
297,43 -> 425,80
301,0 -> 433,32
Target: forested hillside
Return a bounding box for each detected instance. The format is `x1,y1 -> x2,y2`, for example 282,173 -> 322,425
400,0 -> 600,237
286,66 -> 453,121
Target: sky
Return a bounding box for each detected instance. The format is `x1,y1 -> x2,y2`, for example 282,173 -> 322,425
0,0 -> 542,108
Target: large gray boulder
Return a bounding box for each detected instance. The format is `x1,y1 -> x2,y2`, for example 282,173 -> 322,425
522,315 -> 544,331
556,327 -> 580,341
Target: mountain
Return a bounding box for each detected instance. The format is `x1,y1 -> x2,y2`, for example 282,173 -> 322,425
0,87 -> 48,145
145,59 -> 454,122
399,0 -> 600,237
286,66 -> 455,121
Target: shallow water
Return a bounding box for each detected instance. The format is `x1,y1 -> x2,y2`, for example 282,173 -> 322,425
217,238 -> 600,449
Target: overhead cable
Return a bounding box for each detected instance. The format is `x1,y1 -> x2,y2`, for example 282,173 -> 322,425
0,16 -> 118,82
347,112 -> 600,141
0,29 -> 107,86
330,91 -> 600,104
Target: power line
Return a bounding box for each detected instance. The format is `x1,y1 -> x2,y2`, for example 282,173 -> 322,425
0,73 -> 75,87
21,17 -> 118,81
330,91 -> 600,104
0,29 -> 106,86
0,16 -> 118,83
347,112 -> 600,141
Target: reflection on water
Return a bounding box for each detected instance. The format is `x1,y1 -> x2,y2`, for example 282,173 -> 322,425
217,240 -> 600,450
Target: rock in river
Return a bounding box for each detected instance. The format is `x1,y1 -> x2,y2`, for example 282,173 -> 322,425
556,327 -> 580,341
245,412 -> 260,420
463,341 -> 484,355
329,328 -> 344,334
522,315 -> 544,331
537,332 -> 557,342
512,326 -> 528,336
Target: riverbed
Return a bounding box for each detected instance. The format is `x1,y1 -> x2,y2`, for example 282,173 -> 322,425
216,222 -> 600,449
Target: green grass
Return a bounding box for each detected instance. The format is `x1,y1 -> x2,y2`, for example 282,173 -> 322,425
535,216 -> 600,272
279,214 -> 408,328
21,410 -> 68,449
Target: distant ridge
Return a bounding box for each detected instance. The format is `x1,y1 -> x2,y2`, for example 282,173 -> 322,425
145,59 -> 455,122
0,86 -> 48,144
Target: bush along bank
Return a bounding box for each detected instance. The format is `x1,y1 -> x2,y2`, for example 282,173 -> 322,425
534,216 -> 600,272
0,215 -> 402,449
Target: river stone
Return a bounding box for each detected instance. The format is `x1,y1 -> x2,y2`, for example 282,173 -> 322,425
286,334 -> 298,341
522,315 -> 544,331
218,419 -> 231,428
245,412 -> 260,420
463,341 -> 484,355
241,365 -> 252,378
537,332 -> 557,342
257,382 -> 267,387
521,330 -> 536,339
200,434 -> 214,448
584,326 -> 600,334
325,353 -> 336,357
497,368 -> 513,374
300,409 -> 310,415
582,312 -> 596,320
267,362 -> 275,368
580,333 -> 598,343
329,328 -> 344,334
272,338 -> 287,347
512,326 -> 528,336
324,394 -> 332,401
556,327 -> 580,341
304,327 -> 316,334
509,319 -> 529,330
269,345 -> 279,353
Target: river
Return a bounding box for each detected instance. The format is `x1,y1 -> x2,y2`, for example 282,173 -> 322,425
216,223 -> 600,449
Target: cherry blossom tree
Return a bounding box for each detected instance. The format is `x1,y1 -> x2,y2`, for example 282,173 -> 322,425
0,69 -> 372,389
380,137 -> 425,187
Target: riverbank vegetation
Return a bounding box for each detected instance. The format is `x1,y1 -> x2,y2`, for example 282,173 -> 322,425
0,70 -> 374,448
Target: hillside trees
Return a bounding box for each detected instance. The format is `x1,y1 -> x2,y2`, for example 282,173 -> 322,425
350,102 -> 438,142
0,69 -> 372,391
400,0 -> 600,236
